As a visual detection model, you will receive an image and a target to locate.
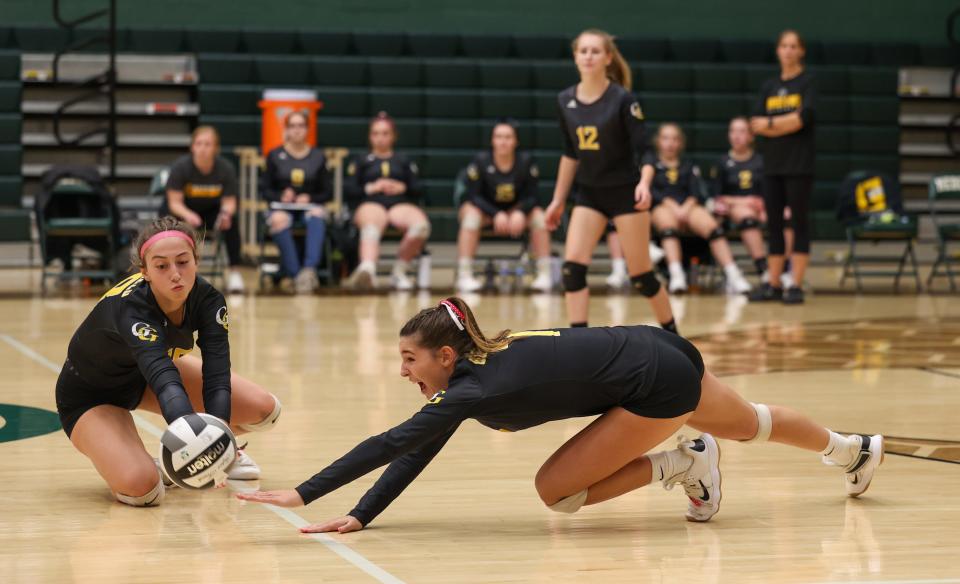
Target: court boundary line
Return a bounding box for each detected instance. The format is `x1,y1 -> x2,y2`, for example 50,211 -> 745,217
0,332 -> 406,584
918,367 -> 960,380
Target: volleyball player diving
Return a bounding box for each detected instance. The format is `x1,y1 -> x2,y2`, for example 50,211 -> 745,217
544,29 -> 676,331
56,217 -> 283,507
236,297 -> 884,533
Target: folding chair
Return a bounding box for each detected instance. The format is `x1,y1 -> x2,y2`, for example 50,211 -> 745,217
927,173 -> 960,291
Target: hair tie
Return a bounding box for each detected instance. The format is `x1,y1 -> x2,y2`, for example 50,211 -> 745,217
439,300 -> 465,331
139,230 -> 195,260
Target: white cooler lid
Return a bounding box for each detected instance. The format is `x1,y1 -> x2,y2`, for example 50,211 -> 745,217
261,89 -> 318,102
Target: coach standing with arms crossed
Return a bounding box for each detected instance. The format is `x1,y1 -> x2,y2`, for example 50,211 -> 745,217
749,30 -> 816,305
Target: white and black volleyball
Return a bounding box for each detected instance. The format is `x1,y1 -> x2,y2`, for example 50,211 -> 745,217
159,413 -> 237,490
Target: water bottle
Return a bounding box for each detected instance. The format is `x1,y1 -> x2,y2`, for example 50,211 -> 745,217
497,259 -> 512,294
514,261 -> 526,292
417,250 -> 431,290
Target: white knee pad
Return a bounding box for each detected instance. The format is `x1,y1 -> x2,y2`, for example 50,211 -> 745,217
529,213 -> 546,230
740,402 -> 772,444
462,213 -> 482,231
547,488 -> 588,514
239,394 -> 281,433
116,473 -> 165,507
407,221 -> 431,240
360,225 -> 382,243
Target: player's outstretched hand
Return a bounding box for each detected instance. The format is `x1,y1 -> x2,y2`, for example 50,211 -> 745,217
236,489 -> 304,507
544,200 -> 565,231
300,515 -> 363,534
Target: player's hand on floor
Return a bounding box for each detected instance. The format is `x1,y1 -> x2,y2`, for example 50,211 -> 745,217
235,489 -> 304,507
300,515 -> 363,534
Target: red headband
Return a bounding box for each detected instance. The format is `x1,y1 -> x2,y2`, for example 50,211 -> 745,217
139,230 -> 195,260
439,300 -> 465,331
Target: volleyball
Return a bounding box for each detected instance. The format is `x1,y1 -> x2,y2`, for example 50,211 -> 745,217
159,413 -> 238,490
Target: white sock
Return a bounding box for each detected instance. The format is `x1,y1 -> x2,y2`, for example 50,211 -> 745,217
611,258 -> 627,277
821,431 -> 858,468
537,257 -> 552,276
723,263 -> 742,279
668,261 -> 684,279
648,448 -> 692,484
357,260 -> 376,273
458,257 -> 473,277
393,260 -> 411,276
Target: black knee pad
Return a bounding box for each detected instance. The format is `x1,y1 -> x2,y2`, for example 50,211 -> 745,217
658,228 -> 679,240
707,227 -> 725,241
737,218 -> 761,231
631,271 -> 662,297
562,261 -> 588,292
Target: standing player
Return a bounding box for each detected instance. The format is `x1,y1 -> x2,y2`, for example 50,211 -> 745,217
749,30 -> 817,304
237,297 -> 884,532
56,217 -> 283,507
344,112 -> 431,291
544,29 -> 675,331
455,119 -> 553,293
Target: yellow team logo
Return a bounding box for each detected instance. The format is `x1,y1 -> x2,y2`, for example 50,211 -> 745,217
765,93 -> 802,113
167,347 -> 191,360
630,102 -> 644,120
290,168 -> 305,187
380,161 -> 391,178
427,390 -> 446,404
666,168 -> 679,184
467,164 -> 479,181
215,306 -> 229,331
530,164 -> 539,178
855,176 -> 887,213
101,274 -> 143,300
495,183 -> 516,203
346,162 -> 357,176
185,183 -> 223,198
738,170 -> 753,190
131,322 -> 158,342
576,126 -> 600,151
508,330 -> 560,338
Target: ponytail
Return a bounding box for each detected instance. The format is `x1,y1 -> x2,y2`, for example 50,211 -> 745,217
572,29 -> 632,91
399,297 -> 514,361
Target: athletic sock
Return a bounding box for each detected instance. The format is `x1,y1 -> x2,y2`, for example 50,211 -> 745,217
610,258 -> 627,277
457,257 -> 473,277
821,431 -> 858,468
754,257 -> 768,275
661,319 -> 679,335
648,448 -> 692,484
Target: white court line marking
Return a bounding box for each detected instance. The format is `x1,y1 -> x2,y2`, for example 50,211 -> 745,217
0,332 -> 406,584
811,580 -> 960,584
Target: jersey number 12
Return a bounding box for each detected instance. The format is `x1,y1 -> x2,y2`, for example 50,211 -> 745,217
576,126 -> 600,151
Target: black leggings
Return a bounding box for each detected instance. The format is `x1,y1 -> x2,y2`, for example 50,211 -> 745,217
763,175 -> 813,255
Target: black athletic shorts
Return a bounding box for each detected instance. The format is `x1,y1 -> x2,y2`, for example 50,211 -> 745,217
55,359 -> 147,438
621,327 -> 704,419
575,184 -> 644,219
358,195 -> 418,211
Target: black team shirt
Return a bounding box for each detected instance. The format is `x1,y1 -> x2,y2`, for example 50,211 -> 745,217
63,274 -> 232,422
557,83 -> 647,189
261,146 -> 331,204
346,152 -> 422,204
165,154 -> 238,215
465,151 -> 540,215
711,152 -> 765,197
642,152 -> 704,205
753,70 -> 817,176
295,326 -> 674,526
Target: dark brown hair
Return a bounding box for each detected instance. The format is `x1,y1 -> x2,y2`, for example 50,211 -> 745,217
778,29 -> 806,52
399,297 -> 514,361
130,215 -> 200,269
655,122 -> 687,154
572,29 -> 632,90
284,110 -> 309,128
369,111 -> 397,138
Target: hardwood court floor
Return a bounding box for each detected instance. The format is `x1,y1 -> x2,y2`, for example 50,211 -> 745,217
1,291 -> 958,583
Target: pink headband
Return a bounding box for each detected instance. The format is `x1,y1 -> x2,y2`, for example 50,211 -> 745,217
439,300 -> 465,331
139,230 -> 195,260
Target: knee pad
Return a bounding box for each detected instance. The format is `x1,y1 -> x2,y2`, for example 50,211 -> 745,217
239,394 -> 282,433
707,227 -> 725,241
116,474 -> 165,507
737,218 -> 761,231
528,212 -> 546,230
740,402 -> 772,444
360,224 -> 382,243
547,489 -> 588,514
658,228 -> 679,240
268,211 -> 292,235
630,271 -> 662,297
461,213 -> 482,231
407,221 -> 431,240
561,261 -> 588,292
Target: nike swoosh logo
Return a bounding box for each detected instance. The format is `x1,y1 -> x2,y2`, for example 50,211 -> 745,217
699,480 -> 710,501
658,468 -> 664,481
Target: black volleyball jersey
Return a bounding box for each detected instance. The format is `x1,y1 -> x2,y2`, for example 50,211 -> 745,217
712,152 -> 764,197
63,274 -> 231,420
346,152 -> 422,202
261,146 -> 331,204
295,326 -> 671,525
465,151 -> 540,215
557,83 -> 647,189
642,152 -> 704,205
753,70 -> 817,176
165,155 -> 238,215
